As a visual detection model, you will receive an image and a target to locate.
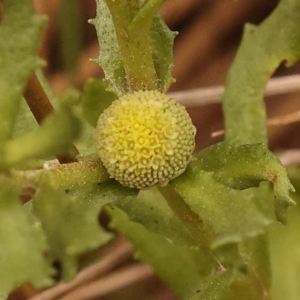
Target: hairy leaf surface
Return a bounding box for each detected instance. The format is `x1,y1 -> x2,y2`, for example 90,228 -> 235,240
193,269 -> 267,300
171,159 -> 271,250
223,0 -> 300,144
93,0 -> 175,93
3,102 -> 81,166
150,15 -> 176,92
270,168 -> 300,300
108,206 -> 214,299
0,0 -> 45,144
0,179 -> 52,299
116,187 -> 196,246
92,0 -> 128,95
32,183 -> 113,280
197,142 -> 295,223
80,78 -> 117,127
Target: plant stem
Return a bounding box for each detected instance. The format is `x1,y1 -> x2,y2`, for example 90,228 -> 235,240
43,159 -> 110,189
24,73 -> 79,163
14,158 -> 109,191
24,74 -> 54,124
158,185 -> 203,246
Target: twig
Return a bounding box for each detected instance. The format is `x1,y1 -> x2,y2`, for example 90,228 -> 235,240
279,150 -> 300,167
211,105 -> 300,139
169,74 -> 300,107
268,110 -> 300,126
29,237 -> 133,300
58,264 -> 154,300
24,73 -> 79,163
24,74 -> 54,124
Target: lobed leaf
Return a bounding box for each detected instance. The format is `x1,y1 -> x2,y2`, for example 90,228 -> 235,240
150,15 -> 176,93
108,206 -> 214,299
192,266 -> 269,300
73,120 -> 97,156
58,87 -> 98,156
93,179 -> 138,205
110,187 -> 270,299
32,182 -> 114,280
218,1 -> 300,295
0,178 -> 52,299
197,142 -> 295,223
93,0 -> 175,94
116,187 -> 196,247
80,78 -> 118,127
0,0 -> 46,145
12,98 -> 38,139
240,235 -> 271,291
192,271 -> 233,300
171,158 -> 272,250
269,168 -> 300,300
92,0 -> 128,95
222,0 -> 300,145
3,102 -> 81,167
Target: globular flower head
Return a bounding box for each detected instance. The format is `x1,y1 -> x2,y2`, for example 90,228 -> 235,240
96,90 -> 196,189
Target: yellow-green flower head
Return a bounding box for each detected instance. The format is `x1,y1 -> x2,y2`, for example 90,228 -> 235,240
96,91 -> 196,189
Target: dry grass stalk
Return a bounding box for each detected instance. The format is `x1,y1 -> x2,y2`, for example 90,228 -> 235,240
58,264 -> 154,300
170,74 -> 300,107
279,150 -> 300,166
29,237 -> 133,300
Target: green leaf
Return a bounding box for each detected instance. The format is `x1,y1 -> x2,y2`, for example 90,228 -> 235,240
58,1 -> 82,74
57,86 -> 98,156
223,0 -> 300,145
116,187 -> 196,246
74,121 -> 97,156
95,179 -> 138,204
197,142 -> 295,223
101,0 -> 160,92
93,0 -> 175,93
113,186 -> 270,299
92,0 -> 128,95
32,182 -> 113,280
12,98 -> 38,139
240,235 -> 271,291
269,168 -> 300,300
150,15 -> 176,93
0,0 -> 45,145
108,206 -> 214,299
171,159 -> 272,250
229,270 -> 267,300
193,269 -> 268,300
80,78 -> 118,127
3,101 -> 81,167
0,178 -> 52,299
192,271 -> 233,300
